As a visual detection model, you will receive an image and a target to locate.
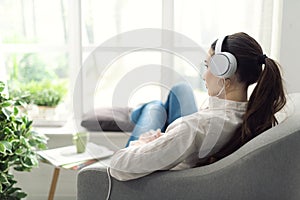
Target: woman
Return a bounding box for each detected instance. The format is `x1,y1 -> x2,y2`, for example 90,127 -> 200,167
109,32 -> 286,181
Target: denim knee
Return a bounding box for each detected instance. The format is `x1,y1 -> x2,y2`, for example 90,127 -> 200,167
130,100 -> 164,124
170,82 -> 193,100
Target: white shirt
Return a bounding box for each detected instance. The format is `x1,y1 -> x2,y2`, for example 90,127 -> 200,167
109,97 -> 247,181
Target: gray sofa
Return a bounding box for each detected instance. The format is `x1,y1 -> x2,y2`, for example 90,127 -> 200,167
77,93 -> 300,200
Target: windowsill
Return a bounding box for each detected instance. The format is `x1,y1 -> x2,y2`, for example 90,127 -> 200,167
32,118 -> 129,135
32,119 -> 78,135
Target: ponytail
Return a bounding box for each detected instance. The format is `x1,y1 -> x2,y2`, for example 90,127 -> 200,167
241,58 -> 286,140
206,58 -> 286,165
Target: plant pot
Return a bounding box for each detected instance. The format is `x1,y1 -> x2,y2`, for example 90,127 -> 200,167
37,106 -> 57,120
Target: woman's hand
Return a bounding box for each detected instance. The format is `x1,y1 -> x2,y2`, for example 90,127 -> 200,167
129,129 -> 162,147
139,129 -> 162,143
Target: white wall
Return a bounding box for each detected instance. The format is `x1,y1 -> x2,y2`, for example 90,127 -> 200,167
279,0 -> 300,93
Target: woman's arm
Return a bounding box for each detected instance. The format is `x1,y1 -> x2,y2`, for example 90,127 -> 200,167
109,120 -> 198,181
128,129 -> 162,147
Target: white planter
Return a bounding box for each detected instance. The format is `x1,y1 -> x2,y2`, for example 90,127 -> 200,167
37,106 -> 57,120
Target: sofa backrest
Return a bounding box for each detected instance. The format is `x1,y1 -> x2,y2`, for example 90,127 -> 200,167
193,92 -> 300,175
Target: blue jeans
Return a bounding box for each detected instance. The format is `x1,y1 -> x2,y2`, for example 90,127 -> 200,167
126,82 -> 198,147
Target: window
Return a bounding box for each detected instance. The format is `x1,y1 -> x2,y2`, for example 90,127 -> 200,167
80,0 -> 162,111
0,0 -> 70,120
0,0 -> 281,123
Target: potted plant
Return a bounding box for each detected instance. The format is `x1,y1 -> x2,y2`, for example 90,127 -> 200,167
0,81 -> 48,199
9,80 -> 67,121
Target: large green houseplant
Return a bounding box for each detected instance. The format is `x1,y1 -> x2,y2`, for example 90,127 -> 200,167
0,81 -> 47,199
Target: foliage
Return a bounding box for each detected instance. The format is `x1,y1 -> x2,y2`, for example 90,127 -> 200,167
17,53 -> 57,83
0,81 -> 48,199
9,80 -> 67,107
6,89 -> 31,106
7,53 -> 57,84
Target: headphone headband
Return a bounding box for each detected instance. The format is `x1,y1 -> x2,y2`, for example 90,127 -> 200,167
209,35 -> 237,78
215,36 -> 227,54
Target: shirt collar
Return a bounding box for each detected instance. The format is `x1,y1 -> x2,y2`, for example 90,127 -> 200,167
208,96 -> 247,111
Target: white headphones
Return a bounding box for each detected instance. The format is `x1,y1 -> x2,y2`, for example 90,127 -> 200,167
209,36 -> 237,78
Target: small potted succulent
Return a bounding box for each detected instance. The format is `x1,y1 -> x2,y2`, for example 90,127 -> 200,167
0,81 -> 48,199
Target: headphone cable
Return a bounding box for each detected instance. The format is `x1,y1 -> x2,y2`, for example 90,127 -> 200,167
106,167 -> 112,200
215,78 -> 226,97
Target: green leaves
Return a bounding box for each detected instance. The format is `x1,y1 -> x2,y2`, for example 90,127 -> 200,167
2,108 -> 12,119
0,82 -> 5,93
0,172 -> 9,186
9,80 -> 67,107
0,81 -> 48,199
1,101 -> 12,107
0,143 -> 5,154
0,141 -> 12,155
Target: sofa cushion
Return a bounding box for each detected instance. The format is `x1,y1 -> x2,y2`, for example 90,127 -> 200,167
81,107 -> 135,132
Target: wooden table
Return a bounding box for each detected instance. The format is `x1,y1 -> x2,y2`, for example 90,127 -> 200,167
48,167 -> 61,200
38,143 -> 113,200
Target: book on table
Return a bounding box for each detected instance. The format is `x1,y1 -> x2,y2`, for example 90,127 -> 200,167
37,142 -> 114,169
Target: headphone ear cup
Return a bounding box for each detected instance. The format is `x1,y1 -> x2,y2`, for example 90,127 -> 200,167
209,53 -> 230,77
209,52 -> 237,78
222,52 -> 237,78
